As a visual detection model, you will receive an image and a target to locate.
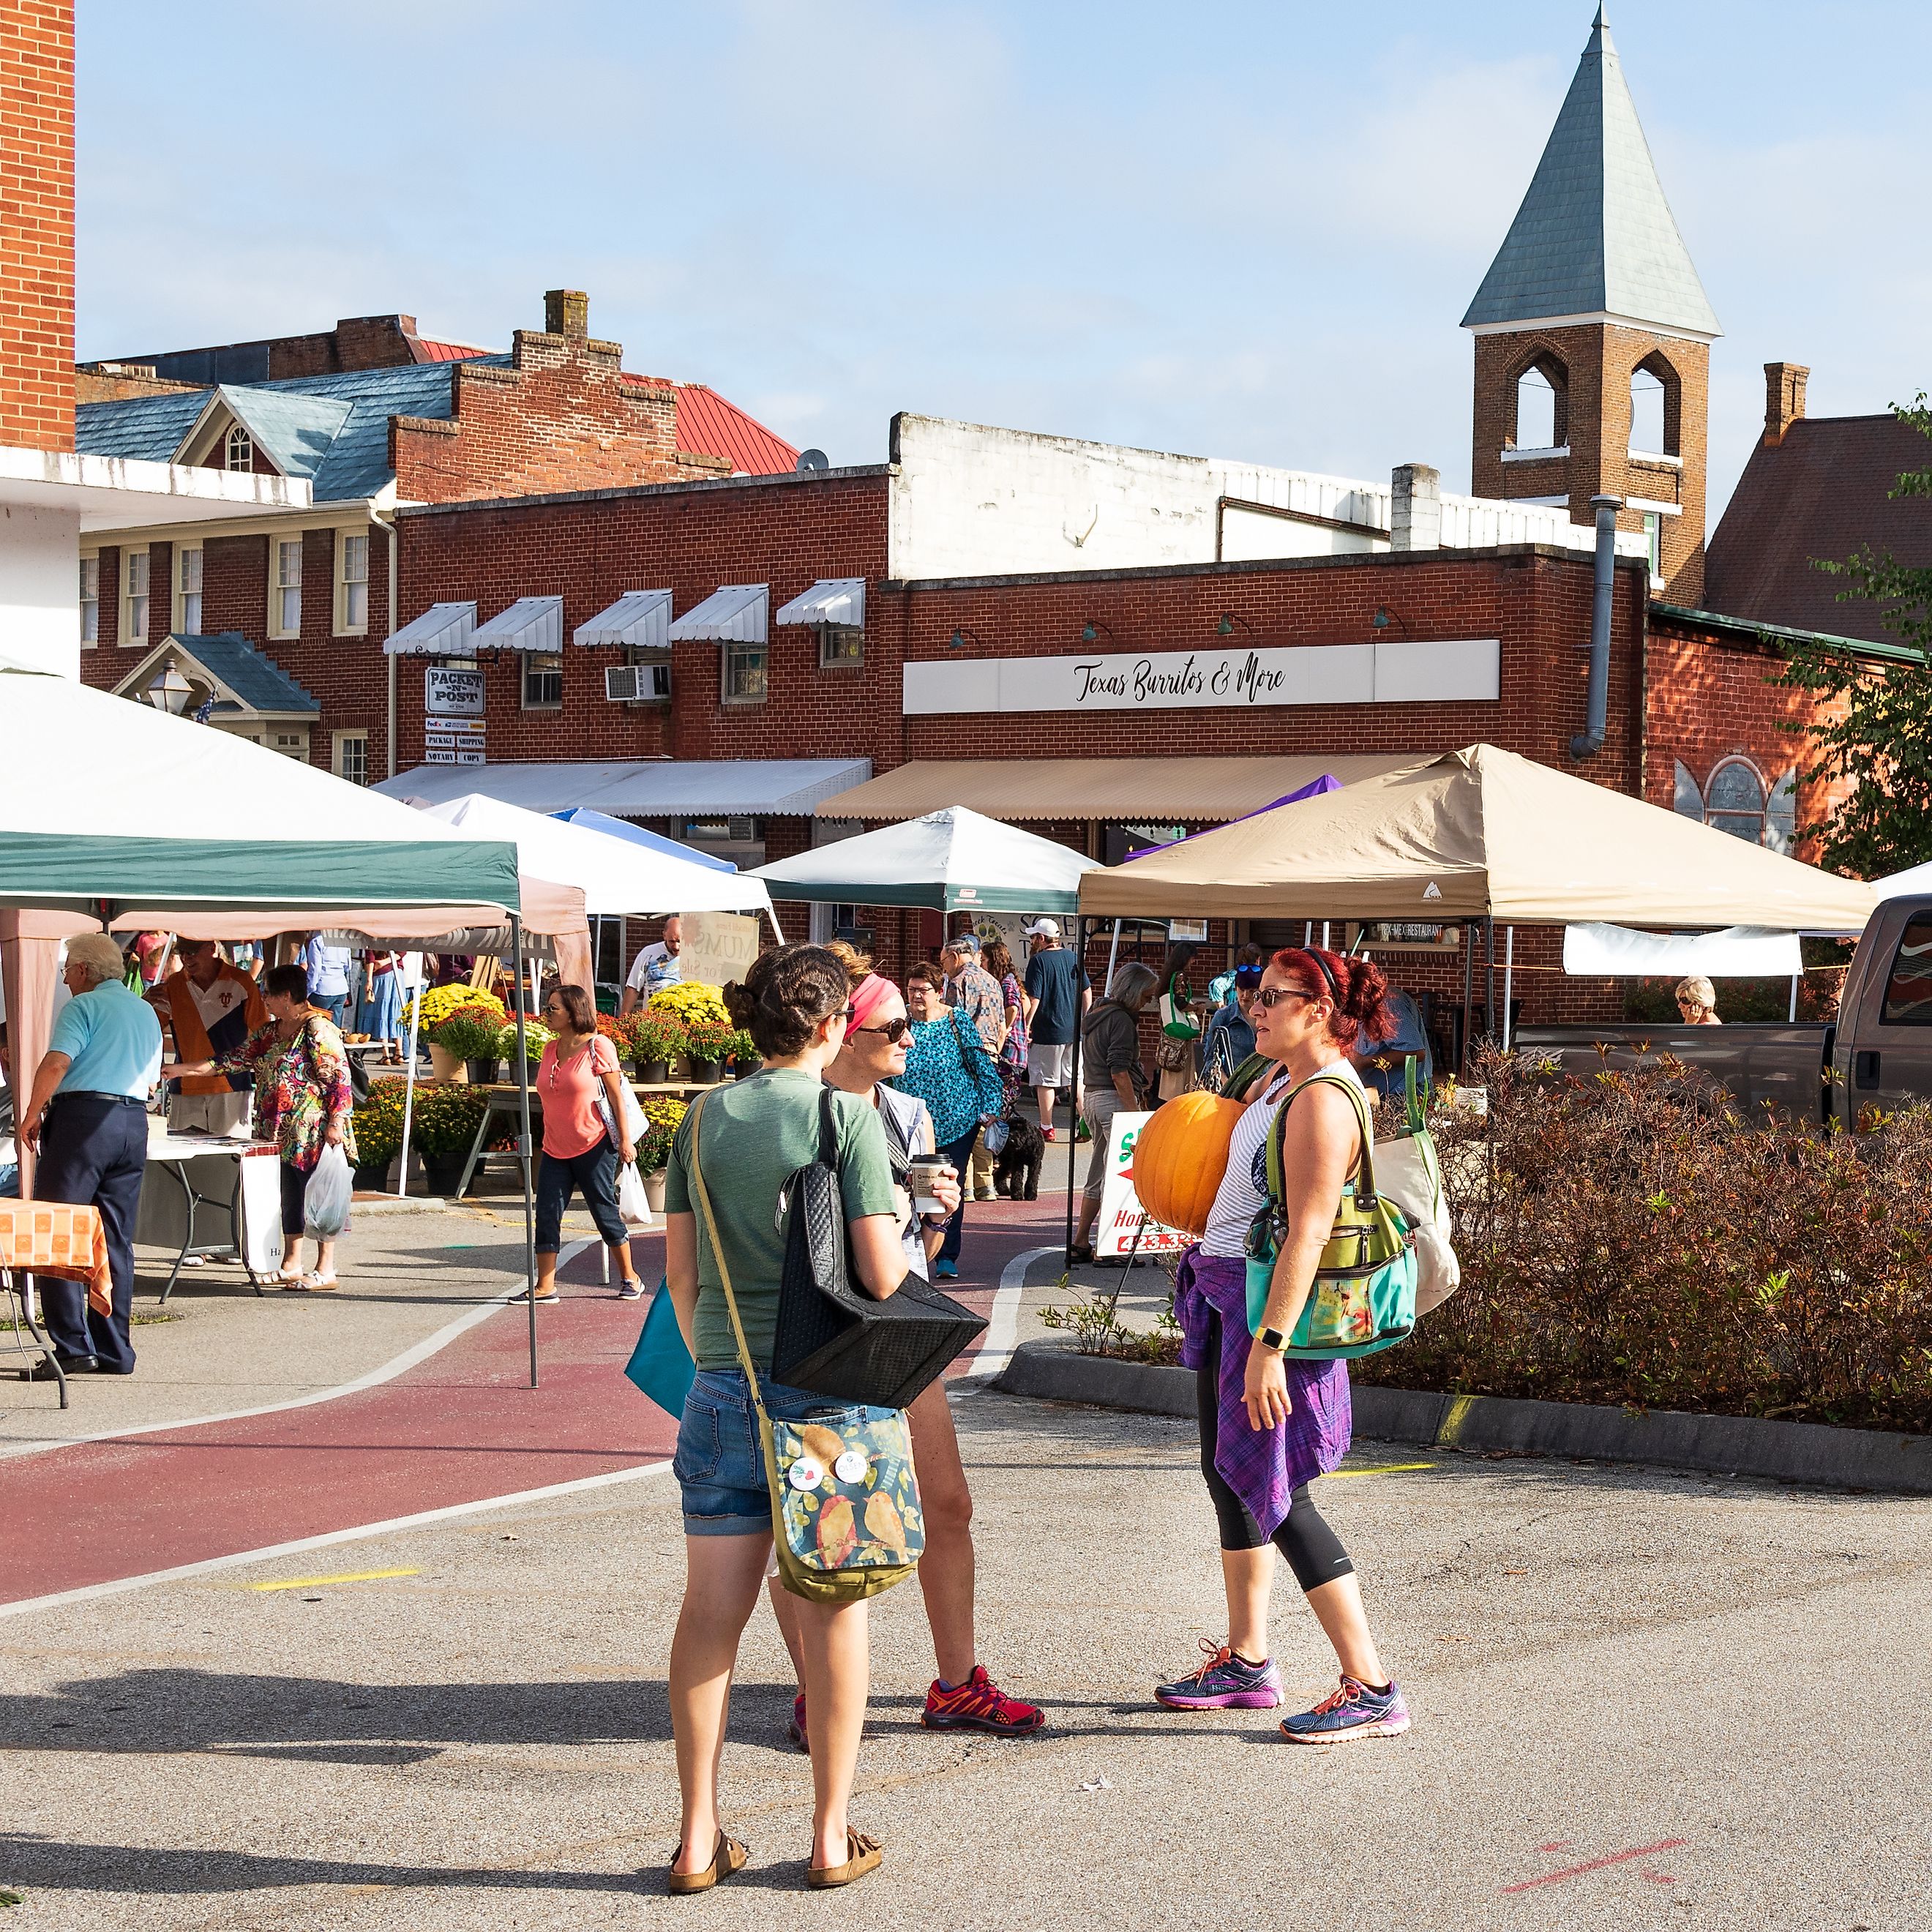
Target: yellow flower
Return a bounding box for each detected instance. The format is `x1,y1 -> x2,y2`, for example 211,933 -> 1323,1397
648,981 -> 731,1029
404,983 -> 507,1032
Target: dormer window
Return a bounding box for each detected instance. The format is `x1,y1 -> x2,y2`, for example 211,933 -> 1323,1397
225,424 -> 253,471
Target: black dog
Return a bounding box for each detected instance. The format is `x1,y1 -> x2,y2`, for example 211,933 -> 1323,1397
992,1112 -> 1045,1201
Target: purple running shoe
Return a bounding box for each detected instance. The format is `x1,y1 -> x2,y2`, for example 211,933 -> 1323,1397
1278,1675 -> 1410,1744
1155,1640 -> 1283,1710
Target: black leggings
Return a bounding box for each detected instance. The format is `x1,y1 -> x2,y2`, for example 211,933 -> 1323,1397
1198,1311 -> 1354,1593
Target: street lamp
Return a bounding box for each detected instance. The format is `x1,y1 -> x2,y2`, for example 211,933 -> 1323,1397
145,666 -> 193,715
1081,618 -> 1115,644
1217,612 -> 1255,637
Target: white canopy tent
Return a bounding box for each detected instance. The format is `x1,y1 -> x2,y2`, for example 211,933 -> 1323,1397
414,793 -> 779,929
1562,924 -> 1805,978
753,806 -> 1101,914
1879,858 -> 1932,899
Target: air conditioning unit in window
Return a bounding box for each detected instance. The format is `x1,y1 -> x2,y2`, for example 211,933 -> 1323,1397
605,662 -> 670,703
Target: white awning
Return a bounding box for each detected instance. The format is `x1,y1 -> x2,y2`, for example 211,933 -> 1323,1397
574,589 -> 672,653
775,578 -> 866,627
1562,923 -> 1805,978
375,757 -> 873,817
472,595 -> 564,654
668,583 -> 768,644
384,601 -> 477,657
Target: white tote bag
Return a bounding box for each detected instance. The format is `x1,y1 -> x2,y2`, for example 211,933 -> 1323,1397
1374,1122 -> 1459,1314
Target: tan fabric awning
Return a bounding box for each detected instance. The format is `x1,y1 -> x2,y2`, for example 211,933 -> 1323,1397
1077,745 -> 1882,930
813,755 -> 1418,823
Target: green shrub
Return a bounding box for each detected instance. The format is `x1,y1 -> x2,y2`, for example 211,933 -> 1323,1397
1357,1047 -> 1932,1432
408,1080 -> 492,1158
352,1077 -> 409,1166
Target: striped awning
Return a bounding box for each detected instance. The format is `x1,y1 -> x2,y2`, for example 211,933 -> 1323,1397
383,601 -> 476,658
472,595 -> 564,654
775,577 -> 865,627
574,589 -> 673,652
667,583 -> 768,644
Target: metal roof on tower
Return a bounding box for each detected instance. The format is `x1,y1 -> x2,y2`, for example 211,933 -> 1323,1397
1461,7 -> 1720,340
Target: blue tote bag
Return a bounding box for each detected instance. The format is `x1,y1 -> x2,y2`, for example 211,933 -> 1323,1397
624,1278 -> 695,1417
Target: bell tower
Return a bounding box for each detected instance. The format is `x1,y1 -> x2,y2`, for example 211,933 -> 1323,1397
1464,7 -> 1720,604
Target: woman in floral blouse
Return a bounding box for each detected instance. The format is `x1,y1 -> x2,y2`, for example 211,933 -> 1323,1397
165,959 -> 356,1291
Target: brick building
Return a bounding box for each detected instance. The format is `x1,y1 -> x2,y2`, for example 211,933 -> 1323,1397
70,290 -> 798,774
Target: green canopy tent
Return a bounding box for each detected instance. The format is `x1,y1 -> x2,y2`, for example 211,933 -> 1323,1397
0,667 -> 554,1387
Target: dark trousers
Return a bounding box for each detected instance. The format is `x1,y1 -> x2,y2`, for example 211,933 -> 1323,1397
937,1127 -> 979,1265
534,1134 -> 626,1252
35,1093 -> 147,1374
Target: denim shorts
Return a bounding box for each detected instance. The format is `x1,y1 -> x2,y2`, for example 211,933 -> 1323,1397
675,1368 -> 899,1538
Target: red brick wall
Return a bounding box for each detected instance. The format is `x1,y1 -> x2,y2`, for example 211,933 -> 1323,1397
0,0 -> 73,451
392,329 -> 719,505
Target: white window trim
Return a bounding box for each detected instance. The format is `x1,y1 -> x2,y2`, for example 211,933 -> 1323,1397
332,728 -> 370,785
173,544 -> 203,634
1500,444 -> 1570,463
120,546 -> 151,648
225,423 -> 254,472
1627,449 -> 1684,469
267,535 -> 304,641
520,651 -> 564,711
334,528 -> 371,637
1625,495 -> 1682,517
79,553 -> 99,648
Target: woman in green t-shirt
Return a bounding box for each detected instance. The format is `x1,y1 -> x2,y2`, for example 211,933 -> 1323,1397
663,946 -> 908,1893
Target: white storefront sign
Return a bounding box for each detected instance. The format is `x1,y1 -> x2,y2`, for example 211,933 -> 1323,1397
904,637 -> 1500,716
424,716 -> 486,766
425,666 -> 486,716
1093,1109 -> 1191,1259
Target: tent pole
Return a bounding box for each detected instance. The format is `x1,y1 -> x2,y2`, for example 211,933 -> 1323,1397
1485,916 -> 1496,1045
512,914 -> 538,1390
1789,970 -> 1800,1023
397,987 -> 422,1198
1459,924 -> 1475,1081
1064,916 -> 1086,1267
1104,918 -> 1121,995
1502,926 -> 1516,1052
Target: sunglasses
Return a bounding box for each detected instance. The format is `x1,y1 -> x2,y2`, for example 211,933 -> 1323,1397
1233,967 -> 1265,989
1254,986 -> 1314,1011
854,1016 -> 912,1043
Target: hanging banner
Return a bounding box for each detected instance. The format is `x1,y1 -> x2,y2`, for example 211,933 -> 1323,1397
1093,1109 -> 1190,1259
679,912 -> 761,991
425,667 -> 485,716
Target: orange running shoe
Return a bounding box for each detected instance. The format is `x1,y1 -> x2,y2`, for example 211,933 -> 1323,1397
921,1666 -> 1044,1735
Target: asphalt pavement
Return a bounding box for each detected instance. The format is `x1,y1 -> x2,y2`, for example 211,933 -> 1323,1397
3,1391 -> 1927,1930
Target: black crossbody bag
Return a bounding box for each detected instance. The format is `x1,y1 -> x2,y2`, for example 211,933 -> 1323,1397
769,1085 -> 986,1409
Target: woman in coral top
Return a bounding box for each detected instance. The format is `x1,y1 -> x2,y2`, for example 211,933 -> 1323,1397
531,984 -> 643,1303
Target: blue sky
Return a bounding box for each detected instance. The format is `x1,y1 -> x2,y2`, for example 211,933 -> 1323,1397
77,2 -> 1931,519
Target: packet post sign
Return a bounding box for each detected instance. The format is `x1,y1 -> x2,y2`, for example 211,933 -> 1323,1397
1093,1109 -> 1190,1258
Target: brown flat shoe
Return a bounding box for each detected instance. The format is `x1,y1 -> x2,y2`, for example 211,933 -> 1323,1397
667,1830 -> 746,1895
807,1828 -> 882,1890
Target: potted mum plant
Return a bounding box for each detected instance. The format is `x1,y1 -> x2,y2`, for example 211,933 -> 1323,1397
408,984 -> 506,1080
626,1011 -> 686,1085
429,1003 -> 506,1085
496,1018 -> 551,1074
408,1081 -> 491,1198
349,1077 -> 408,1191
721,1026 -> 760,1079
637,1094 -> 687,1215
682,1017 -> 734,1085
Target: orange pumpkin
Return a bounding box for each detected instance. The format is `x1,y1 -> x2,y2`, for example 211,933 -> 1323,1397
1131,1090 -> 1247,1237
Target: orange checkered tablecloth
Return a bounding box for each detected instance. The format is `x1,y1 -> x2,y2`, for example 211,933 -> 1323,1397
0,1202 -> 113,1318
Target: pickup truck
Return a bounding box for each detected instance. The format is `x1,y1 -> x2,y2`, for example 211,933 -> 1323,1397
1514,894 -> 1932,1127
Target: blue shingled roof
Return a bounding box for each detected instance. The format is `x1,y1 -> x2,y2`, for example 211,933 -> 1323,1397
176,632 -> 319,715
75,356 -> 513,503
1462,9 -> 1719,337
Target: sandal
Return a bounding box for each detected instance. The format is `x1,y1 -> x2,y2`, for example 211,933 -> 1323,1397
288,1273 -> 339,1293
808,1829 -> 882,1890
667,1830 -> 747,1895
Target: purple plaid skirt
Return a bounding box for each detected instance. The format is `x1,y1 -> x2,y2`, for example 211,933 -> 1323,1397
1173,1246 -> 1352,1540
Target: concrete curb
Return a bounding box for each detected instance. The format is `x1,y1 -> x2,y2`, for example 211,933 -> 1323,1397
999,1337 -> 1932,1494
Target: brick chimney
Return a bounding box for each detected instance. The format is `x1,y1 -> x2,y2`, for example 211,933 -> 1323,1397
0,0 -> 75,451
544,289 -> 589,340
1764,362 -> 1809,446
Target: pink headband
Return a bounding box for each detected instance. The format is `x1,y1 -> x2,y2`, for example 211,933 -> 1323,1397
847,973 -> 897,1031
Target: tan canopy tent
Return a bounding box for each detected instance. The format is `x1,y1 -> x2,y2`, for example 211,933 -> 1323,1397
1077,745 -> 1881,932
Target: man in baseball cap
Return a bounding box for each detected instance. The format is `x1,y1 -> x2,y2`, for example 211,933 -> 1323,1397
1020,919 -> 1087,1141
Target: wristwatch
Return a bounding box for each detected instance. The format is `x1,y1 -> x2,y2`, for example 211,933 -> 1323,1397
1256,1326 -> 1292,1355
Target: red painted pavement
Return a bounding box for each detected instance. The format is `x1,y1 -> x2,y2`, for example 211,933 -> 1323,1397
1,1203 -> 1062,1607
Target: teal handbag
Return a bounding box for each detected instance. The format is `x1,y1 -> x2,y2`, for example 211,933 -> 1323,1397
1243,1071 -> 1418,1360
624,1278 -> 696,1417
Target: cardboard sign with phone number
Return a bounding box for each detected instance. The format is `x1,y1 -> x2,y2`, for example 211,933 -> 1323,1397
1093,1109 -> 1190,1258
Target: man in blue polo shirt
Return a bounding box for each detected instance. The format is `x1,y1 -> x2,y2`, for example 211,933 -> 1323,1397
20,933 -> 162,1377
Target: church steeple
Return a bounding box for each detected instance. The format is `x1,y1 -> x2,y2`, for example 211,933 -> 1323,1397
1465,7 -> 1718,604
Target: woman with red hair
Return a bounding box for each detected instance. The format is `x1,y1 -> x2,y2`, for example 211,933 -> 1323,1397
1156,946 -> 1411,1745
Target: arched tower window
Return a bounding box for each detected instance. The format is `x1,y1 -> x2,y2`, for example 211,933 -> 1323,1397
1704,757 -> 1767,842
225,423 -> 254,471
1511,353 -> 1568,451
1629,351 -> 1681,457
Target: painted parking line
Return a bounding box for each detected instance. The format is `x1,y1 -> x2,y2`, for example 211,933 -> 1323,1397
247,1568 -> 421,1593
1328,1462 -> 1440,1480
1499,1838 -> 1689,1894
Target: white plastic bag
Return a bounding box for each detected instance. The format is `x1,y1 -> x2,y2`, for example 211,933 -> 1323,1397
615,1159 -> 655,1232
1374,1127 -> 1459,1314
303,1142 -> 353,1239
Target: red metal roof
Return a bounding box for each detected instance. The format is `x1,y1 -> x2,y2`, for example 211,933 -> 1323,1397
673,382 -> 799,476
411,335 -> 496,363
